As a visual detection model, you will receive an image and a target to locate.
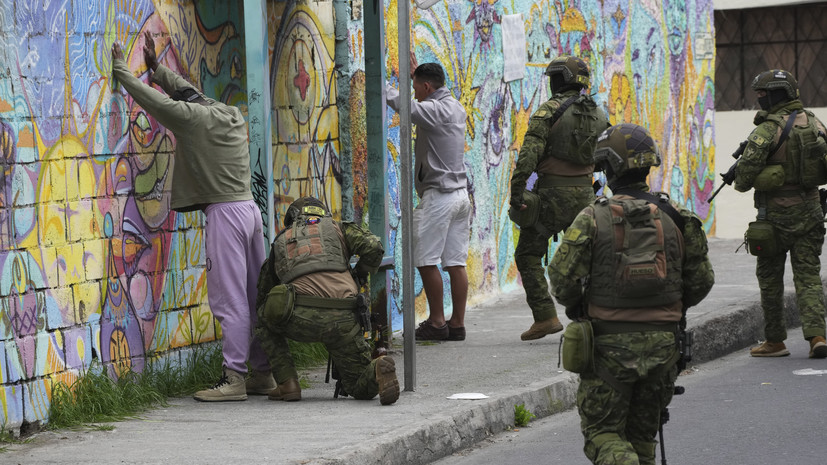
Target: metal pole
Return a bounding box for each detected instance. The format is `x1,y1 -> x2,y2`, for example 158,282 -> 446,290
397,0 -> 415,392
243,0 -> 274,243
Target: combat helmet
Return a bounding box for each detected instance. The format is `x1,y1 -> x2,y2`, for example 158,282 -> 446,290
284,196 -> 329,227
545,56 -> 590,94
593,123 -> 661,184
751,69 -> 799,110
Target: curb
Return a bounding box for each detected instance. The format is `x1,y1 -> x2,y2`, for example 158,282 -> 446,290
692,290 -> 808,364
306,374 -> 580,465
309,283 -> 814,465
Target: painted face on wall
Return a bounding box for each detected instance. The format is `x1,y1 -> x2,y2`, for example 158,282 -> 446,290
466,0 -> 502,52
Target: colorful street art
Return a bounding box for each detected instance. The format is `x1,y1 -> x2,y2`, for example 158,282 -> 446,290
268,0 -> 344,229
0,0 -> 245,431
0,0 -> 716,432
374,0 -> 715,330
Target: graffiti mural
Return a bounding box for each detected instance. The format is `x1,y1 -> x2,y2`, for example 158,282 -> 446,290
268,0 -> 344,230
0,0 -> 716,431
0,1 -> 244,430
371,0 -> 715,330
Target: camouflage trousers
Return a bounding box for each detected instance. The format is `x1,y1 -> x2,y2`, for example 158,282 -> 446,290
577,331 -> 678,465
255,304 -> 379,400
515,186 -> 594,321
756,223 -> 827,341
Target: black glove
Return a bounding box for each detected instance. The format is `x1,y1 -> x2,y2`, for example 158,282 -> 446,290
353,261 -> 371,284
509,195 -> 523,210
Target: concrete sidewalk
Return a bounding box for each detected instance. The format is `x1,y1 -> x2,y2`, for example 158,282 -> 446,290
3,237 -> 822,465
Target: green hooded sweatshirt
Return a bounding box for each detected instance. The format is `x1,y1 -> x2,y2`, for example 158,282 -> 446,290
112,59 -> 252,212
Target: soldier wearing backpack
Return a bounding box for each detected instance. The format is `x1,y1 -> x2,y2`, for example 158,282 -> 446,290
509,56 -> 610,341
549,124 -> 715,465
733,69 -> 827,359
254,197 -> 400,405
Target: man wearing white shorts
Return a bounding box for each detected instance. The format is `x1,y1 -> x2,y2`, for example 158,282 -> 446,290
387,55 -> 471,341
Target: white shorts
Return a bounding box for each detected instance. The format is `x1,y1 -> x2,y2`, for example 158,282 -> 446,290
413,188 -> 471,268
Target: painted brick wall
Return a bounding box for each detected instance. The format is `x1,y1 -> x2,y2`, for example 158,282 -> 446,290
0,0 -> 246,431
0,0 -> 716,431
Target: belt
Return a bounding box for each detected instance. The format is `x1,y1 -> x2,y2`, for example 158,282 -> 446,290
535,174 -> 592,188
591,320 -> 678,335
294,294 -> 358,309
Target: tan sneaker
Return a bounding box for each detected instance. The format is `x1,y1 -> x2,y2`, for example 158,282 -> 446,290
375,356 -> 400,405
246,371 -> 277,395
750,341 -> 790,357
520,317 -> 564,341
809,336 -> 827,359
268,378 -> 302,401
194,369 -> 247,402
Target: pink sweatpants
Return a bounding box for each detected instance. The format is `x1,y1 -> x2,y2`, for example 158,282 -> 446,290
204,200 -> 270,374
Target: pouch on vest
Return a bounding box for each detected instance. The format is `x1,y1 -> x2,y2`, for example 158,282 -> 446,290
509,190 -> 540,229
753,165 -> 785,191
800,135 -> 827,189
745,220 -> 779,257
260,284 -> 295,328
561,320 -> 594,374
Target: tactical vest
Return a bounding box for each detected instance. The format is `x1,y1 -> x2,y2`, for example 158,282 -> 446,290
588,197 -> 684,308
542,94 -> 607,166
273,215 -> 349,283
766,111 -> 827,189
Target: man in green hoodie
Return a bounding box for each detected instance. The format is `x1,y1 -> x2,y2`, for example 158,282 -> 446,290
112,32 -> 275,401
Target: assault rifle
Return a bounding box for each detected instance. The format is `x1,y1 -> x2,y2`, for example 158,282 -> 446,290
707,141 -> 747,203
658,313 -> 693,465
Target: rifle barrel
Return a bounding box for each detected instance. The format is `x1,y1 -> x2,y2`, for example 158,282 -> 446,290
707,182 -> 726,203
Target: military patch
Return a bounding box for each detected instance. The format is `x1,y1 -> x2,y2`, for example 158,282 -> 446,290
748,133 -> 768,147
534,109 -> 549,118
563,228 -> 582,242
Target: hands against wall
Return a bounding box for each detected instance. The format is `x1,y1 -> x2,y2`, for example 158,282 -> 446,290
110,31 -> 160,72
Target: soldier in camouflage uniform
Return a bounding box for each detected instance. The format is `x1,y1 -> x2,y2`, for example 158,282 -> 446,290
549,124 -> 715,465
254,197 -> 400,405
510,56 -> 610,341
733,70 -> 827,359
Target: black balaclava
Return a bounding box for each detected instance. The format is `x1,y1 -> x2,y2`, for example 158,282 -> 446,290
758,88 -> 791,111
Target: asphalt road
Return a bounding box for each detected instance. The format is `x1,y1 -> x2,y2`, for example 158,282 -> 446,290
434,336 -> 827,465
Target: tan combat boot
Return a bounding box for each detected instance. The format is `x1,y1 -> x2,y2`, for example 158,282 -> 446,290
246,370 -> 277,395
520,317 -> 564,341
193,368 -> 247,402
809,336 -> 827,359
268,378 -> 302,401
749,341 -> 790,357
375,356 -> 400,406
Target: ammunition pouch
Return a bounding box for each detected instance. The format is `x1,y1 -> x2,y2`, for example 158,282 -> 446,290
260,284 -> 296,328
801,136 -> 827,189
745,220 -> 779,257
508,190 -> 540,229
561,320 -> 594,374
753,165 -> 785,191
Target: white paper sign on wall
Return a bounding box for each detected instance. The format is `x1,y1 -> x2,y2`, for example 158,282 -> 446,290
502,14 -> 527,82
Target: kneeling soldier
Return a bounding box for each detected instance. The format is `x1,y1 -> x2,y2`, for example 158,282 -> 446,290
255,197 -> 399,405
